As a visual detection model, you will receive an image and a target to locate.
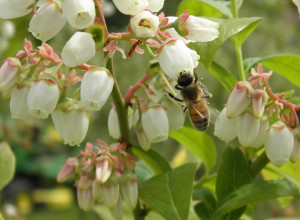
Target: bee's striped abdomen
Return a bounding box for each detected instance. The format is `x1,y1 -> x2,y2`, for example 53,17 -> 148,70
189,101 -> 210,131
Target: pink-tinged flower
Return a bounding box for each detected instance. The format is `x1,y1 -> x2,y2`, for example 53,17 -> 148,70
62,0 -> 95,29
252,89 -> 268,118
130,10 -> 159,38
0,0 -> 35,19
80,69 -> 114,111
28,1 -> 66,42
77,188 -> 94,211
95,156 -> 113,183
175,11 -> 219,42
102,178 -> 120,208
0,58 -> 21,94
92,180 -> 102,201
57,157 -> 78,183
141,106 -> 169,143
77,173 -> 94,190
27,79 -> 60,119
248,117 -> 269,148
161,99 -> 185,131
265,121 -> 294,166
290,128 -> 300,163
10,85 -> 30,120
61,32 -> 96,67
165,17 -> 191,44
112,0 -> 148,15
214,107 -> 237,143
237,112 -> 260,147
120,173 -> 138,209
157,39 -> 196,79
226,81 -> 253,119
110,196 -> 123,220
146,0 -> 164,12
52,109 -> 89,146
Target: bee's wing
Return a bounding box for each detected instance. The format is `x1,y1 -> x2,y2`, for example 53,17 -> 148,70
208,105 -> 220,124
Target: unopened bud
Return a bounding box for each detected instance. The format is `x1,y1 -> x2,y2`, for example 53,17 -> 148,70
92,180 -> 103,201
102,177 -> 120,208
95,156 -> 113,184
10,85 -> 30,120
248,117 -> 269,149
77,187 -> 94,211
290,127 -> 300,163
237,112 -> 260,147
120,173 -> 138,209
110,196 -> 123,220
57,157 -> 78,183
214,107 -> 237,143
0,58 -> 21,94
252,89 -> 268,118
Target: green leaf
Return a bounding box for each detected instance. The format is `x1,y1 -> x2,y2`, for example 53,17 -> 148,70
191,17 -> 263,69
215,147 -> 252,220
231,17 -> 262,46
139,163 -> 198,220
177,0 -> 232,18
211,179 -> 300,220
244,54 -> 300,89
135,161 -> 154,182
131,146 -> 171,175
0,142 -> 16,191
169,127 -> 216,173
210,61 -> 238,92
193,188 -> 216,220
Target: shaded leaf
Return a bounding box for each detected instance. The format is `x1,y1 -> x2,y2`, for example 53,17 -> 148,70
131,146 -> 171,175
177,0 -> 232,18
211,179 -> 300,220
139,163 -> 198,220
169,127 -> 216,173
0,142 -> 16,191
193,188 -> 216,219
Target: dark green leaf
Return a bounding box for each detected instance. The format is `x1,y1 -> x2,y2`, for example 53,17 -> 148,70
211,179 -> 300,220
0,142 -> 16,191
210,61 -> 238,92
191,17 -> 263,69
244,54 -> 300,88
139,163 -> 198,220
131,146 -> 171,175
194,202 -> 212,220
177,0 -> 232,18
169,127 -> 216,173
193,188 -> 216,219
135,161 -> 154,182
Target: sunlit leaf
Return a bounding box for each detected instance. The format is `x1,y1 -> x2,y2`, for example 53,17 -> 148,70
0,142 -> 16,191
139,163 -> 198,220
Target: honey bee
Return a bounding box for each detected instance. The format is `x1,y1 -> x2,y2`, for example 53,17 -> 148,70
167,71 -> 212,131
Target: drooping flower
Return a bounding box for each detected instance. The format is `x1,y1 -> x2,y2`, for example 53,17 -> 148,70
10,85 -> 30,120
92,180 -> 102,201
77,187 -> 94,211
57,157 -> 78,183
61,32 -> 96,67
145,0 -> 164,12
0,58 -> 21,96
95,156 -> 113,183
237,112 -> 260,147
252,89 -> 268,118
80,69 -> 114,111
290,127 -> 300,163
62,0 -> 96,29
130,10 -> 159,38
120,173 -> 138,209
0,0 -> 35,19
214,107 -> 237,143
28,1 -> 66,42
108,107 -> 133,139
102,177 -> 120,208
112,0 -> 148,15
248,117 -> 269,148
165,17 -> 191,43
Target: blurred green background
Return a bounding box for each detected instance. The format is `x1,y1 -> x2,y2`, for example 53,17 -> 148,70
1,0 -> 300,219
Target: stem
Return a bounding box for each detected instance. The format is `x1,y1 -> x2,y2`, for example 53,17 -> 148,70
158,69 -> 177,97
231,0 -> 238,18
144,41 -> 156,58
107,58 -> 131,144
250,151 -> 269,177
94,0 -> 108,41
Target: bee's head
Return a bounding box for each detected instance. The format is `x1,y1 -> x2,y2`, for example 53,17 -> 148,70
177,71 -> 194,86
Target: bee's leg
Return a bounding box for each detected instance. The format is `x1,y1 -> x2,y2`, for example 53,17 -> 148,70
164,89 -> 184,102
175,84 -> 182,90
202,94 -> 212,99
183,106 -> 187,112
193,72 -> 198,83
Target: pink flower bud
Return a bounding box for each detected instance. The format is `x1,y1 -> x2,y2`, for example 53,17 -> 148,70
157,39 -> 197,79
28,1 -> 66,42
290,128 -> 300,163
62,0 -> 95,29
226,81 -> 253,119
265,121 -> 294,166
120,173 -> 138,209
252,89 -> 268,118
145,0 -> 164,12
77,173 -> 94,190
57,157 -> 78,183
0,0 -> 35,19
112,0 -> 148,15
77,187 -> 94,211
130,10 -> 159,38
96,156 -> 113,184
27,79 -> 60,119
0,58 -> 21,94
102,178 -> 120,208
141,106 -> 169,143
248,117 -> 269,149
237,112 -> 260,147
51,109 -> 89,146
214,107 -> 237,143
10,85 -> 30,120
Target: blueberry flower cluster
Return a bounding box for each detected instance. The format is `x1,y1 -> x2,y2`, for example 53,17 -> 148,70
214,64 -> 300,166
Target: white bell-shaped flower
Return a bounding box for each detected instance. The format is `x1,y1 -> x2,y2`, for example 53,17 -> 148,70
237,112 -> 260,147
77,188 -> 94,211
214,107 -> 237,143
290,127 -> 300,163
102,179 -> 120,209
112,0 -> 148,15
10,86 -> 30,120
27,79 -> 60,119
0,58 -> 21,94
130,10 -> 159,38
141,106 -> 169,143
61,32 -> 96,67
158,39 -> 196,79
265,121 -> 294,166
146,0 -> 164,12
52,109 -> 89,146
28,1 -> 66,42
80,69 -> 114,111
247,117 -> 269,148
62,0 -> 95,29
161,99 -> 185,131
108,107 -> 133,139
0,0 -> 35,19
165,17 -> 190,44
120,173 -> 138,209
